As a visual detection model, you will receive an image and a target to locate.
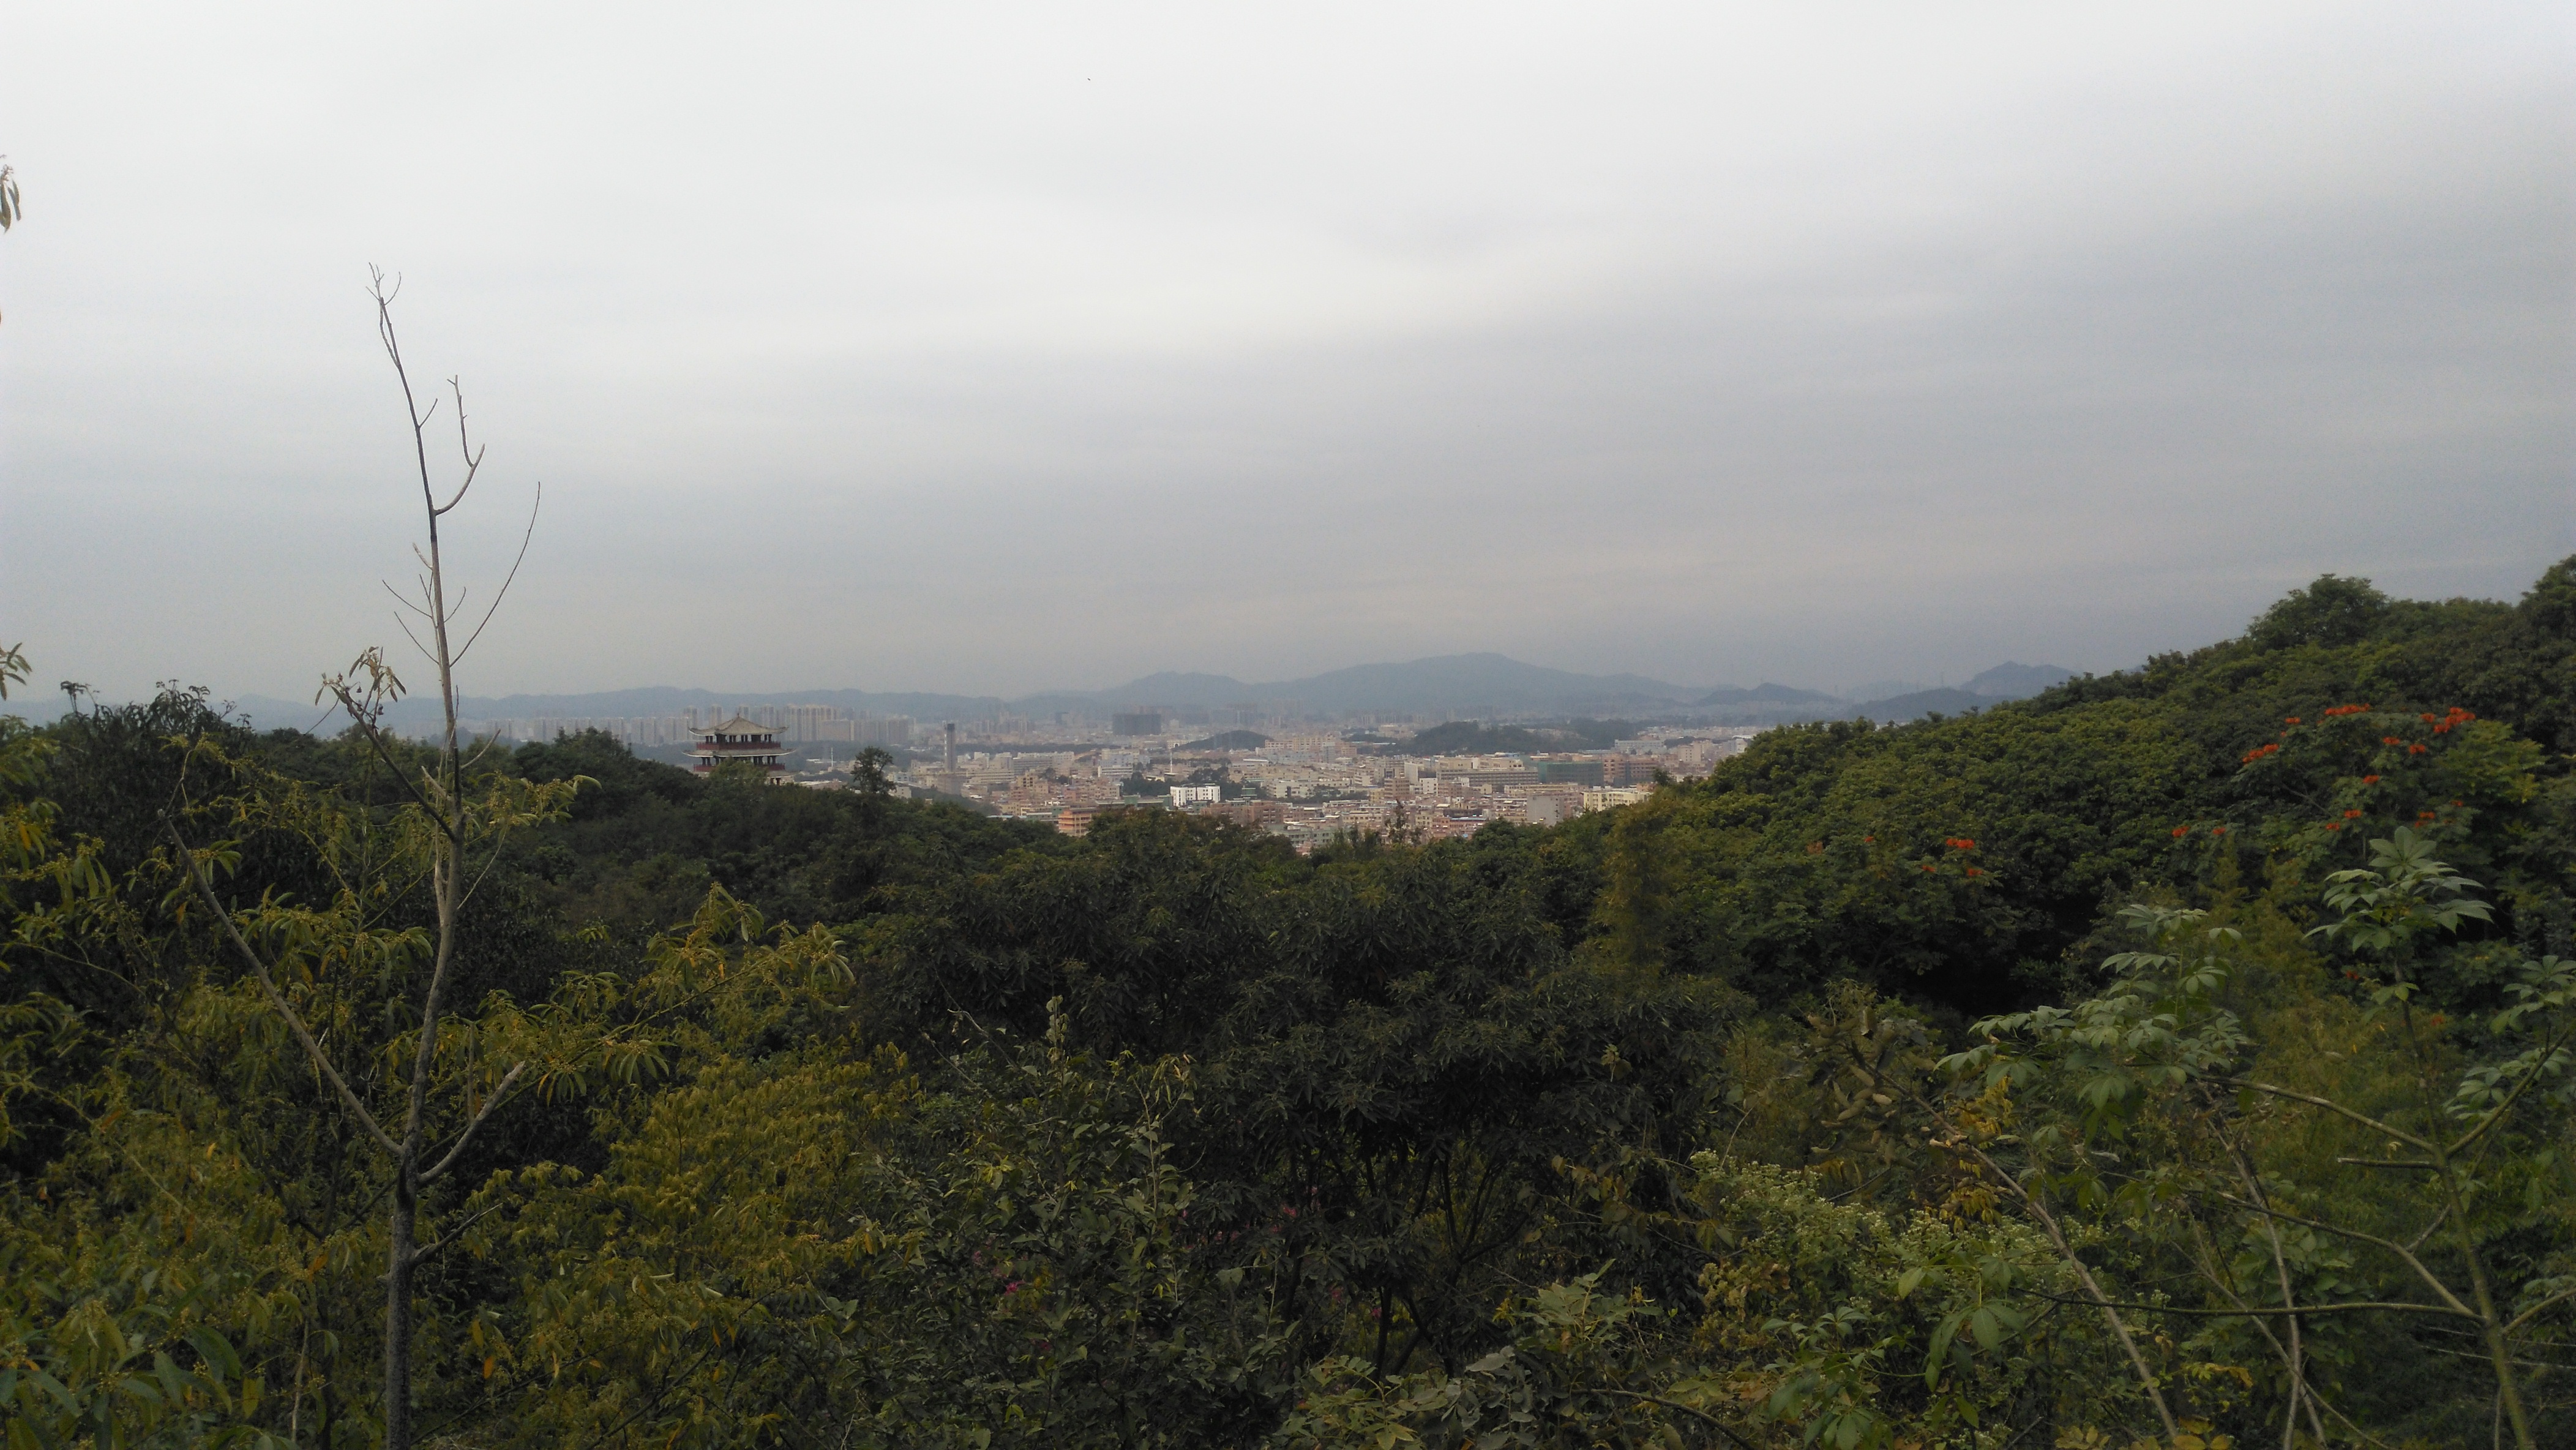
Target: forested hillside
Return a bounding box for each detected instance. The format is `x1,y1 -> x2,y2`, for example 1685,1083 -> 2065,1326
4,564 -> 2573,1448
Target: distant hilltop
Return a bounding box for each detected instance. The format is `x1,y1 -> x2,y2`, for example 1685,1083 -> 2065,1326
215,653 -> 2079,735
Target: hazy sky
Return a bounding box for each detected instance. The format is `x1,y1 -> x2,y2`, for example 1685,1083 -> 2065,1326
3,3 -> 2570,703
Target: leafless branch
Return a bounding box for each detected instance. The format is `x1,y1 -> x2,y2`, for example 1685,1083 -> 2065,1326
2215,1078 -> 2434,1152
2018,1288 -> 2474,1320
2504,1285 -> 2576,1338
1580,1388 -> 1764,1450
436,377 -> 484,516
381,578 -> 436,622
2212,1193 -> 2473,1315
452,482 -> 541,667
2443,1019 -> 2576,1160
421,1060 -> 528,1184
167,821 -> 397,1158
410,1197 -> 509,1268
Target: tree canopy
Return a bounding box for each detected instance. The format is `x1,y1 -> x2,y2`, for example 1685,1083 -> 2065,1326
4,562 -> 2575,1446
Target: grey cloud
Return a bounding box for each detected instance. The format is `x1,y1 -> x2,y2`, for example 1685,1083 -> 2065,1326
1,2 -> 2567,704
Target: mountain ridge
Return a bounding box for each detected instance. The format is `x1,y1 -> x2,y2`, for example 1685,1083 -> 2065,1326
203,652 -> 2074,734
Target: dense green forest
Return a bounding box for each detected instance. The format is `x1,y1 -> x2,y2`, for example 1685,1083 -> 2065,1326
5,563 -> 2574,1448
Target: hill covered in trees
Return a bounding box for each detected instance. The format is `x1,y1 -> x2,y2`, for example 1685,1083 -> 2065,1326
2,564 -> 2573,1447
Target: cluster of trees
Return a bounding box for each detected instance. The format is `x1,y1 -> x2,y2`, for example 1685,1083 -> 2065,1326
4,558 -> 2574,1448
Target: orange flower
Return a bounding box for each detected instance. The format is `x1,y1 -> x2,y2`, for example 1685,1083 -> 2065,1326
2211,826 -> 2226,836
2171,825 -> 2189,838
2382,735 -> 2403,745
2324,822 -> 2342,832
1964,866 -> 1984,877
2361,775 -> 2379,784
2343,809 -> 2362,819
2409,744 -> 2428,755
2285,716 -> 2302,725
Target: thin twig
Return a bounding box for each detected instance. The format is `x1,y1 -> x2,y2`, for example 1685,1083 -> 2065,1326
452,481 -> 541,667
2215,1078 -> 2434,1153
1580,1388 -> 1765,1450
2503,1285 -> 2576,1338
410,1197 -> 510,1268
421,1060 -> 528,1183
2016,1288 -> 2475,1320
167,821 -> 397,1157
2212,1193 -> 2473,1316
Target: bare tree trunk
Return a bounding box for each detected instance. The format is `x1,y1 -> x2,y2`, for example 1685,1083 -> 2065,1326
169,274 -> 536,1450
384,1176 -> 417,1448
1929,1108 -> 2180,1442
2401,1003 -> 2535,1450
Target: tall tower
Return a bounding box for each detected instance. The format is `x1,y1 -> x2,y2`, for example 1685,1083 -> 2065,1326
944,721 -> 957,775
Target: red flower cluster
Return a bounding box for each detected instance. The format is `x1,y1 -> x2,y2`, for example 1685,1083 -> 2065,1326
2321,703 -> 2373,717
2324,822 -> 2342,832
2171,825 -> 2190,838
2427,706 -> 2475,734
1944,837 -> 1977,850
2361,775 -> 2380,784
2211,826 -> 2226,836
2381,735 -> 2403,746
2343,809 -> 2362,819
2242,742 -> 2282,763
2409,744 -> 2429,756
1964,866 -> 1985,877
2284,716 -> 2303,725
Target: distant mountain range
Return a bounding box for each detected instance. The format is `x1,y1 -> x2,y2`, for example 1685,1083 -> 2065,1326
1960,662 -> 2076,699
1025,654 -> 1717,718
214,655 -> 2078,734
1833,665 -> 2078,723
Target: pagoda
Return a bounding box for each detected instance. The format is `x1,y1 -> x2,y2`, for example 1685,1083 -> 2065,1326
687,714 -> 790,783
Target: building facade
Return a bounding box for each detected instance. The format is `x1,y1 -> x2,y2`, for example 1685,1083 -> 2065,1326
686,715 -> 790,783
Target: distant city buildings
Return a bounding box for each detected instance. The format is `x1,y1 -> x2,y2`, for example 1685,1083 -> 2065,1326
859,716 -> 1766,852
454,690 -> 1768,848
451,703 -> 918,754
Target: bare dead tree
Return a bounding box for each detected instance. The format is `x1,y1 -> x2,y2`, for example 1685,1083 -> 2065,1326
168,269 -> 555,1449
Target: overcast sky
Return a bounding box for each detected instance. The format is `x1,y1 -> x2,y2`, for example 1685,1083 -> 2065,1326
2,3 -> 2569,704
